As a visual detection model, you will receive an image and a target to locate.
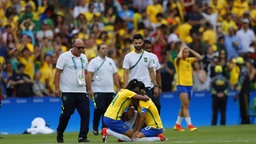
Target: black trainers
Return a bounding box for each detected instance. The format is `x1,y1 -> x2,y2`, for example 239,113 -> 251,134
57,135 -> 64,143
93,130 -> 99,135
78,137 -> 90,142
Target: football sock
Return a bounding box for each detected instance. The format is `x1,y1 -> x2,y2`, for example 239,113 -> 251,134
176,116 -> 183,125
136,137 -> 160,142
185,117 -> 192,125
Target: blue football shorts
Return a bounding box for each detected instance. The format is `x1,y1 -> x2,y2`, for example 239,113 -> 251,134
176,85 -> 193,99
140,126 -> 163,137
103,116 -> 129,134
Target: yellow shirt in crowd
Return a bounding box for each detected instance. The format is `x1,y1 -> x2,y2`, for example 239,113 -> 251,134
40,62 -> 55,93
250,9 -> 256,26
202,29 -> 217,45
19,56 -> 35,80
221,20 -> 237,35
229,63 -> 240,86
146,4 -> 163,24
232,0 -> 249,17
176,23 -> 192,44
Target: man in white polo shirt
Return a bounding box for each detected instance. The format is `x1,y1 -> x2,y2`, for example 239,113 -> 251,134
88,43 -> 121,135
123,34 -> 158,102
54,39 -> 92,143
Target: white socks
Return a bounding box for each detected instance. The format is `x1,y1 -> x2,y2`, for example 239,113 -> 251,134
176,116 -> 183,124
136,137 -> 160,142
176,116 -> 192,125
107,129 -> 132,142
185,117 -> 192,125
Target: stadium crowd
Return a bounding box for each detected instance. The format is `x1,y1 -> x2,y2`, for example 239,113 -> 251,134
0,0 -> 256,98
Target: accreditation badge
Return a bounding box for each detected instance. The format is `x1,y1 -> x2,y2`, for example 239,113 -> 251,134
77,70 -> 85,86
94,74 -> 100,81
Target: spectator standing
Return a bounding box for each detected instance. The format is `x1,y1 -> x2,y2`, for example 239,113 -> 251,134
40,54 -> 55,95
87,43 -> 121,135
118,2 -> 134,30
73,0 -> 87,19
245,61 -> 256,91
146,0 -> 163,29
173,45 -> 202,131
54,39 -> 92,143
161,50 -> 175,92
33,71 -> 50,97
236,19 -> 255,55
85,0 -> 104,14
221,13 -> 238,35
210,65 -> 231,126
9,63 -> 34,97
18,47 -> 35,80
123,34 -> 158,108
225,27 -> 242,61
234,57 -> 251,124
192,61 -> 210,92
0,63 -> 7,97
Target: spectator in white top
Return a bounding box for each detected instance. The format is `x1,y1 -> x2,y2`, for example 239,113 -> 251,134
123,34 -> 158,108
236,18 -> 255,54
54,39 -> 92,143
87,43 -> 121,135
73,0 -> 87,19
143,39 -> 162,113
36,19 -> 54,43
85,0 -> 104,14
168,27 -> 180,44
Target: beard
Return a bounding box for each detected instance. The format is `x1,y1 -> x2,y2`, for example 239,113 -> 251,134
134,45 -> 143,51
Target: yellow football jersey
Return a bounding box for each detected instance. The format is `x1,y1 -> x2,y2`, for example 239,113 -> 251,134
138,99 -> 163,129
104,89 -> 136,120
174,57 -> 195,86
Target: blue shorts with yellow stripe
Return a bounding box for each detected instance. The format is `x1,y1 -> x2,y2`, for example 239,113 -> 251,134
103,116 -> 129,134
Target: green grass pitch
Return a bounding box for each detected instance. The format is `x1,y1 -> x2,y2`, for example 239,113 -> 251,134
1,125 -> 256,144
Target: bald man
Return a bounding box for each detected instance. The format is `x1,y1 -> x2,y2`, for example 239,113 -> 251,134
55,39 -> 92,143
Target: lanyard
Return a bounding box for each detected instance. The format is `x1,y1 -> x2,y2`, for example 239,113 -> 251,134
72,57 -> 84,70
95,59 -> 106,73
129,51 -> 144,70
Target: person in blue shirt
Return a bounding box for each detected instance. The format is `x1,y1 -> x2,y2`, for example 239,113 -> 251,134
224,27 -> 242,61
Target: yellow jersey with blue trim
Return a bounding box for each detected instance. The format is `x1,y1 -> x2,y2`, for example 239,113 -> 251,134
174,57 -> 195,86
104,89 -> 136,120
138,99 -> 163,129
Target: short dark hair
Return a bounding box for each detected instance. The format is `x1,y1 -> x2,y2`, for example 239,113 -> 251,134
126,79 -> 145,92
97,43 -> 105,51
144,39 -> 152,45
132,34 -> 144,41
18,63 -> 25,69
